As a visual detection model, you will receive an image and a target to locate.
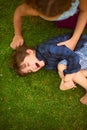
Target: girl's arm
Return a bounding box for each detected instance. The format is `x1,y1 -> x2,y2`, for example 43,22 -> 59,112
10,3 -> 39,49
70,0 -> 87,49
58,0 -> 87,50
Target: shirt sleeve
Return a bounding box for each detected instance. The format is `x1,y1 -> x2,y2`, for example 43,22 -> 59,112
49,45 -> 81,75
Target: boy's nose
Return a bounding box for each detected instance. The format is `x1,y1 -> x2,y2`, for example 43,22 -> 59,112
32,64 -> 37,70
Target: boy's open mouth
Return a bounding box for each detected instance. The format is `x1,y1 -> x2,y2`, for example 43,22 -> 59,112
36,63 -> 40,68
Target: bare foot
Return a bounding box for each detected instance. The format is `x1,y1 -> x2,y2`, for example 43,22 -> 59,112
80,92 -> 87,105
59,79 -> 77,90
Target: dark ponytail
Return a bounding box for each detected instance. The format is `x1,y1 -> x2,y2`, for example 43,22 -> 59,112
25,0 -> 75,17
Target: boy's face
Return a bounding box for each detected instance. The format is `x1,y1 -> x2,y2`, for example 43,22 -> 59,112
20,49 -> 45,74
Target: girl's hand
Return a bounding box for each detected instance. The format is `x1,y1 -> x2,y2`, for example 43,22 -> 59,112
10,35 -> 24,49
57,38 -> 75,51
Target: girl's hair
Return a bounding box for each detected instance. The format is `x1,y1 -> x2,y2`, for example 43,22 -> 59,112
25,0 -> 75,17
12,45 -> 33,76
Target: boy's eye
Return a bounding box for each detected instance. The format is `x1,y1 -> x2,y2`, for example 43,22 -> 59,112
20,64 -> 26,69
22,63 -> 29,69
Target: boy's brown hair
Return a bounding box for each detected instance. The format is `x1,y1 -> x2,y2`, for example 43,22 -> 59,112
26,0 -> 75,17
12,45 -> 33,76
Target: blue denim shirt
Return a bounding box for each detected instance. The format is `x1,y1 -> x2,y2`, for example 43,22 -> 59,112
36,34 -> 87,75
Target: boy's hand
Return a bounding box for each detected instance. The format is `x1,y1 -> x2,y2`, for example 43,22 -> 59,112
10,35 -> 24,49
64,73 -> 76,82
59,73 -> 77,90
59,79 -> 77,91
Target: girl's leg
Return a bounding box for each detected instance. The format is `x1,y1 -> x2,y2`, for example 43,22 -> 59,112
80,93 -> 87,105
80,70 -> 87,77
58,63 -> 87,104
72,71 -> 87,105
70,71 -> 87,90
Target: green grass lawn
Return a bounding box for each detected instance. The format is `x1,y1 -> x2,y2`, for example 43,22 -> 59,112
0,0 -> 87,130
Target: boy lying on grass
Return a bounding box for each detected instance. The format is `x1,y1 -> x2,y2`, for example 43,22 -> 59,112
12,34 -> 87,105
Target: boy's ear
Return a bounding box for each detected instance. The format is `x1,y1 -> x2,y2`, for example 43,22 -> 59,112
26,49 -> 34,54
